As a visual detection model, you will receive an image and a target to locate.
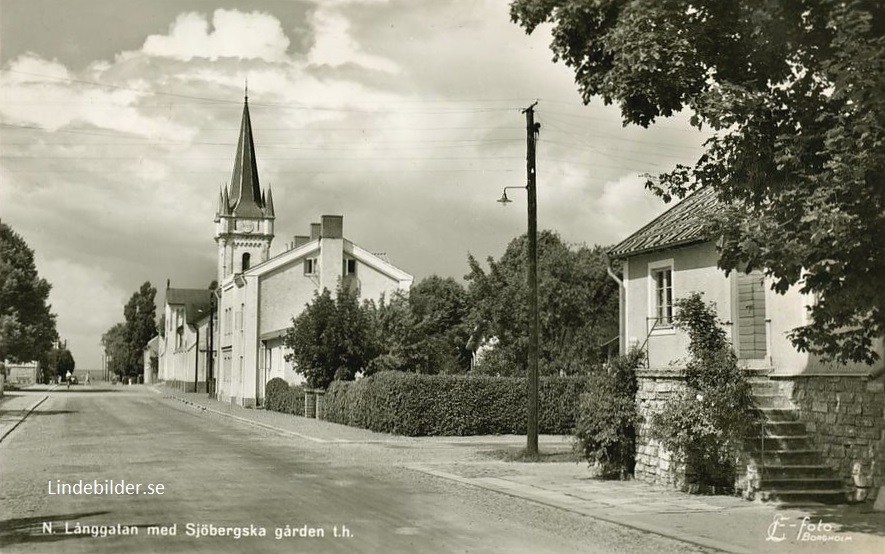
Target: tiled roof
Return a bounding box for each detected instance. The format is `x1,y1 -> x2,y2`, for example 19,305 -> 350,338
165,288 -> 212,325
609,187 -> 723,259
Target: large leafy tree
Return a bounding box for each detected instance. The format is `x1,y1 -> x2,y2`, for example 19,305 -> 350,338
124,281 -> 157,374
368,276 -> 472,375
0,222 -> 57,364
101,323 -> 129,377
102,282 -> 157,377
511,1 -> 885,364
284,285 -> 377,389
466,231 -> 619,376
46,346 -> 75,380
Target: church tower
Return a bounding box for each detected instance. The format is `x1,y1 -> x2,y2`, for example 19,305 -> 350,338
215,93 -> 275,283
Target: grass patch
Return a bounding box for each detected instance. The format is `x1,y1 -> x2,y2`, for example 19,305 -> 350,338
481,447 -> 579,463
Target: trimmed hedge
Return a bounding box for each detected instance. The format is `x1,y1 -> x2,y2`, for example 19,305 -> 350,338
264,377 -> 305,416
322,371 -> 587,436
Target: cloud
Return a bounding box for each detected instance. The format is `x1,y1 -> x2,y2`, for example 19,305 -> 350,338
139,10 -> 291,62
0,55 -> 195,141
306,6 -> 399,73
595,173 -> 670,244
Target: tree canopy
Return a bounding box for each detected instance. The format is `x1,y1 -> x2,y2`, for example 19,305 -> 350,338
0,222 -> 57,363
101,282 -> 157,377
368,276 -> 472,375
284,285 -> 377,389
46,346 -> 75,380
510,1 -> 885,364
466,231 -> 619,375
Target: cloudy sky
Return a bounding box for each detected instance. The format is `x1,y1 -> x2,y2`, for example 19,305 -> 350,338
0,0 -> 710,368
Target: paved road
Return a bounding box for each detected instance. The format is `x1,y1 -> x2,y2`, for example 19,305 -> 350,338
0,388 -> 713,553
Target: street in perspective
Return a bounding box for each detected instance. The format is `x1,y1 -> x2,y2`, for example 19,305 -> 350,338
1,382 -> 883,553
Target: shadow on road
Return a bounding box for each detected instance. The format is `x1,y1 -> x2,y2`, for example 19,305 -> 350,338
0,511 -> 108,547
50,389 -> 122,394
0,409 -> 77,417
799,503 -> 885,537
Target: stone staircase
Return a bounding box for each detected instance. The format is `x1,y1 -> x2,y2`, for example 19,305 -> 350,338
744,371 -> 848,504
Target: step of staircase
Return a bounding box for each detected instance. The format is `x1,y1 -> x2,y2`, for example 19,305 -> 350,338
753,394 -> 796,409
758,420 -> 807,435
760,464 -> 838,480
754,449 -> 827,465
756,488 -> 848,504
758,407 -> 801,422
760,477 -> 845,491
745,435 -> 816,450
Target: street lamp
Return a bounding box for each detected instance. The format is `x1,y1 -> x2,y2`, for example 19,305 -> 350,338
498,101 -> 541,459
497,186 -> 524,205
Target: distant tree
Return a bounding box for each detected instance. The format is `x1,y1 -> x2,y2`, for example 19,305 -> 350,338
409,276 -> 472,372
466,231 -> 619,376
99,282 -> 156,378
284,285 -> 377,389
46,346 -> 75,380
101,323 -> 129,378
124,282 -> 157,375
510,1 -> 885,364
0,222 -> 58,364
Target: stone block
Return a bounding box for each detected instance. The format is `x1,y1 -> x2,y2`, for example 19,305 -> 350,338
812,401 -> 828,413
859,427 -> 880,440
875,487 -> 885,512
866,381 -> 884,393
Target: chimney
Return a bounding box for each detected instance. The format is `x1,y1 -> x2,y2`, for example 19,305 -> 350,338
310,223 -> 321,241
293,235 -> 311,248
320,215 -> 344,239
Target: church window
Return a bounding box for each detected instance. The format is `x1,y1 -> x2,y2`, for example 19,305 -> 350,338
242,253 -> 251,271
344,259 -> 357,275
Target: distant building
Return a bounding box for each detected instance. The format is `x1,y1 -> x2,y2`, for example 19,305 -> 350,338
158,95 -> 413,406
4,361 -> 40,385
143,336 -> 159,385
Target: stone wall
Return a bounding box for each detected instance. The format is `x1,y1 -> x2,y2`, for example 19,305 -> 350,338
787,375 -> 885,500
635,369 -> 687,487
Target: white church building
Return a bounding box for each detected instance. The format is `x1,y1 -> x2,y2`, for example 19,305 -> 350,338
158,95 -> 413,406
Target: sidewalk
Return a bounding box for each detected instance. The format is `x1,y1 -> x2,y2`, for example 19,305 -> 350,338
0,389 -> 53,443
158,386 -> 884,554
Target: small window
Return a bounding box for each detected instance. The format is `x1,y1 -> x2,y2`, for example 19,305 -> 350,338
242,253 -> 251,271
304,258 -> 318,275
652,268 -> 673,327
344,259 -> 357,275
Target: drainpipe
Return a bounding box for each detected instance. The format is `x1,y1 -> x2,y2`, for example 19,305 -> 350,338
605,254 -> 626,356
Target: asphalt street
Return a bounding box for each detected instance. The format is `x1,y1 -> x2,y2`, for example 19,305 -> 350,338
0,387 -> 715,553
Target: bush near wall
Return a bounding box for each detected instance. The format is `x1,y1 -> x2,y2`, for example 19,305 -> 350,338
264,377 -> 305,416
322,371 -> 587,436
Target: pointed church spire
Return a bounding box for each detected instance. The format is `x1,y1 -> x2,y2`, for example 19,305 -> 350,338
265,185 -> 275,218
222,185 -> 231,215
228,95 -> 264,218
216,187 -> 225,216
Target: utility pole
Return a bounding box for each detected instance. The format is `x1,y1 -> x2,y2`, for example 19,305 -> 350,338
523,101 -> 540,459
208,282 -> 217,398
